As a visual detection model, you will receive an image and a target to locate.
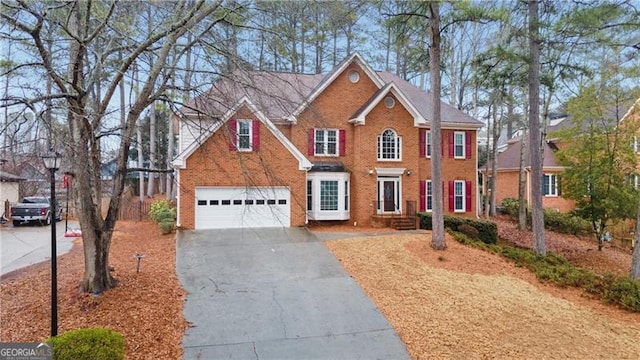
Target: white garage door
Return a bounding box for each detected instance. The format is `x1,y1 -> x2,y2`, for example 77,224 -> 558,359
195,187 -> 291,229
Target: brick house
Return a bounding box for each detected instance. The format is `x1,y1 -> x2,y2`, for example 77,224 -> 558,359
483,132 -> 575,213
173,53 -> 483,230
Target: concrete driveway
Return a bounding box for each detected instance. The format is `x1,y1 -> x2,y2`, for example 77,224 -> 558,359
177,227 -> 410,360
0,220 -> 79,276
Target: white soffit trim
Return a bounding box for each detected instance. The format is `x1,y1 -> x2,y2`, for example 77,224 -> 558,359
375,167 -> 406,176
620,96 -> 640,123
290,52 -> 385,118
173,96 -> 312,171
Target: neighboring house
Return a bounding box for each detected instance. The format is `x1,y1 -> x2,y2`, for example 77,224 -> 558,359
0,170 -> 25,203
483,135 -> 575,212
173,53 -> 483,230
487,97 -> 640,214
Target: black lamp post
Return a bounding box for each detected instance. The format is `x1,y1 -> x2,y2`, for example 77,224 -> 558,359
42,151 -> 61,337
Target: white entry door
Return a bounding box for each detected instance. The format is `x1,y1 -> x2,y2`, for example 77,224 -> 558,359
194,187 -> 290,229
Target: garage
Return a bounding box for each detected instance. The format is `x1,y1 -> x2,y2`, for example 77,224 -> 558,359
194,187 -> 291,229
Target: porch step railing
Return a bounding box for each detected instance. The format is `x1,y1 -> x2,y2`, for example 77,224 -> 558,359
370,200 -> 417,230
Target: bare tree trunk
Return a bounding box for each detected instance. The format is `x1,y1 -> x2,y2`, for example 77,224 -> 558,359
489,98 -> 502,217
483,103 -> 493,218
146,102 -> 156,198
429,2 -> 445,250
518,131 -> 528,229
631,201 -> 640,279
528,0 -> 545,255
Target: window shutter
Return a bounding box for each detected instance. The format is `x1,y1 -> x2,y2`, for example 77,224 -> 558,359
308,129 -> 315,156
448,181 -> 454,212
449,132 -> 454,158
465,131 -> 472,159
419,129 -> 426,157
419,180 -> 426,212
339,129 -> 346,156
465,181 -> 472,212
228,119 -> 237,151
252,120 -> 260,151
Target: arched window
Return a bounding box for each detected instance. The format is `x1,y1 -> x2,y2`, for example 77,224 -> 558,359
377,129 -> 401,160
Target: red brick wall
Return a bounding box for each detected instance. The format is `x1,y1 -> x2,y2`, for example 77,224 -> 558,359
179,62 -> 480,228
178,106 -> 306,229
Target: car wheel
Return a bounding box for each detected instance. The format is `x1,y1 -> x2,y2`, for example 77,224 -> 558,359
12,220 -> 20,227
41,214 -> 51,226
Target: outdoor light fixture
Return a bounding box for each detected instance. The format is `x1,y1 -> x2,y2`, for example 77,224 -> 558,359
42,150 -> 61,337
368,169 -> 374,175
134,253 -> 145,273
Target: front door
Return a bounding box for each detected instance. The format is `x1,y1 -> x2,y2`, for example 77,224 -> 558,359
378,177 -> 401,214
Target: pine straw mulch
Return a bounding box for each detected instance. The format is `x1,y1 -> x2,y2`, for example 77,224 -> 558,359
0,221 -> 186,360
324,224 -> 640,360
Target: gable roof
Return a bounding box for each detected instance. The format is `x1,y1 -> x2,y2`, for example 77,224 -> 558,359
0,170 -> 25,182
177,53 -> 482,129
174,97 -> 312,171
490,137 -> 564,171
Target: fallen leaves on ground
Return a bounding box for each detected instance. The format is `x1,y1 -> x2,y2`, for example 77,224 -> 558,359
0,221 -> 186,360
325,232 -> 640,360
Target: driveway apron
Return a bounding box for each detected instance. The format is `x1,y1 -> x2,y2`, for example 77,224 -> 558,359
177,227 -> 410,359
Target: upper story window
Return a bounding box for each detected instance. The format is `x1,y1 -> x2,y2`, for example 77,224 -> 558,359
237,119 -> 252,151
633,136 -> 640,153
315,129 -> 338,156
229,119 -> 259,152
543,174 -> 558,196
426,131 -> 432,158
378,129 -> 402,161
454,131 -> 465,159
308,128 -> 345,157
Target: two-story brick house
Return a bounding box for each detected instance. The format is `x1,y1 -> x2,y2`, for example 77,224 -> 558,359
173,53 -> 483,230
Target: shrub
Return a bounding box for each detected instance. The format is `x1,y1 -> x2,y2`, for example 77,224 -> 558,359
500,197 -> 520,217
149,200 -> 174,223
604,277 -> 640,312
149,200 -> 176,234
457,223 -> 480,241
543,209 -> 591,235
418,213 -> 498,245
49,327 -> 124,360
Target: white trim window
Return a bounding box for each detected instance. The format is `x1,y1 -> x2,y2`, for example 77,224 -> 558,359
425,180 -> 433,212
320,180 -> 339,211
454,180 -> 465,212
378,129 -> 402,161
237,119 -> 252,151
307,172 -> 350,220
315,129 -> 338,156
454,131 -> 465,159
543,174 -> 558,196
633,136 -> 640,154
426,131 -> 432,158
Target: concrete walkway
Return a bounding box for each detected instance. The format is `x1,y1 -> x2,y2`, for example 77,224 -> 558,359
177,227 -> 410,360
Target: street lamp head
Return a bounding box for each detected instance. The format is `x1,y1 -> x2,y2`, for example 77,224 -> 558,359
42,151 -> 61,171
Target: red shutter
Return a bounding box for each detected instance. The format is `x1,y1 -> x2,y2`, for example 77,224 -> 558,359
252,120 -> 260,151
419,129 -> 426,157
465,181 -> 472,212
308,129 -> 314,156
228,119 -> 237,151
465,131 -> 472,159
419,180 -> 426,212
448,181 -> 454,212
449,132 -> 454,158
339,129 -> 346,156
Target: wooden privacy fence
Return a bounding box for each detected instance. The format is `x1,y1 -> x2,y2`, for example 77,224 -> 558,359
117,200 -> 151,221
